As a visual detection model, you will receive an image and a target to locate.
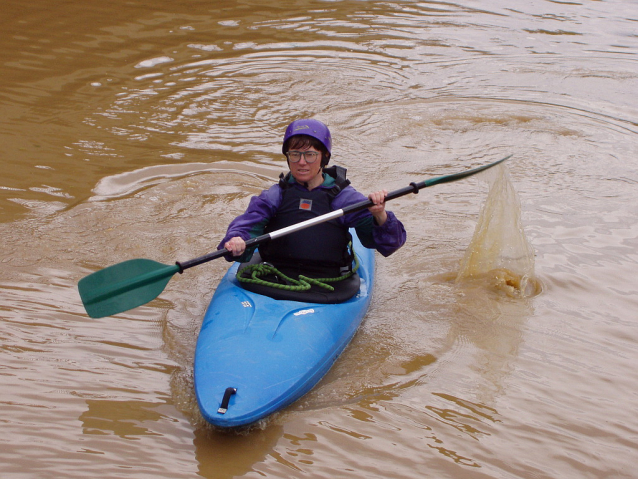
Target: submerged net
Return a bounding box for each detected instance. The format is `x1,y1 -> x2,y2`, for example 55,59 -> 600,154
456,164 -> 540,298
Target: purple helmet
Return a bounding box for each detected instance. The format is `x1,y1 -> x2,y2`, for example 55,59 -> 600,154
282,119 -> 332,165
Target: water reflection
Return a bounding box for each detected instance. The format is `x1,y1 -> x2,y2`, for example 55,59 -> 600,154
447,286 -> 531,404
81,399 -> 167,438
193,424 -> 283,478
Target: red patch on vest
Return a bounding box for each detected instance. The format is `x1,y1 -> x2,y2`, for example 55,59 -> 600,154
299,199 -> 312,210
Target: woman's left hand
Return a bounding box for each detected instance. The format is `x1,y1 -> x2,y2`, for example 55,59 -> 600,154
368,189 -> 388,226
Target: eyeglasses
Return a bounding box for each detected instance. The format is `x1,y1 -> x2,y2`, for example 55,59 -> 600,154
286,150 -> 320,163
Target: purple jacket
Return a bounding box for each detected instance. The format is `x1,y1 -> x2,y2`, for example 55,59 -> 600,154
218,173 -> 406,260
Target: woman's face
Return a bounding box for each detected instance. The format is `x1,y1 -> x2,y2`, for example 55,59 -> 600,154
288,146 -> 323,187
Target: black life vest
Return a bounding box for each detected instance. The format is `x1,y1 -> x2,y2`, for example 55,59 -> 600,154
259,166 -> 352,276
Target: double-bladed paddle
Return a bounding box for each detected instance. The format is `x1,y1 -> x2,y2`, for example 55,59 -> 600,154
78,155 -> 511,318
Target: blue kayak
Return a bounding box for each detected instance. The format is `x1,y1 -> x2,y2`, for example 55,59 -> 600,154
194,232 -> 375,428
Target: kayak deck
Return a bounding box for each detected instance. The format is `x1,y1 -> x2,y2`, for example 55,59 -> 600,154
194,233 -> 374,428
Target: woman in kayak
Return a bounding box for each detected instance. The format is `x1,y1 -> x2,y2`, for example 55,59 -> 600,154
218,118 -> 406,278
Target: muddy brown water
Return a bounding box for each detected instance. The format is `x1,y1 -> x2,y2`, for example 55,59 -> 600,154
2,1 -> 637,478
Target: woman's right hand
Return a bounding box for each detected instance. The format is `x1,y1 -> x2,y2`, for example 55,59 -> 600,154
224,236 -> 246,256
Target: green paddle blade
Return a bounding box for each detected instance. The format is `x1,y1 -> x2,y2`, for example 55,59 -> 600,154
78,259 -> 181,318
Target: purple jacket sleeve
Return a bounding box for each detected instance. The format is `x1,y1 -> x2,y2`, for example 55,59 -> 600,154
217,184 -> 281,250
332,186 -> 407,257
